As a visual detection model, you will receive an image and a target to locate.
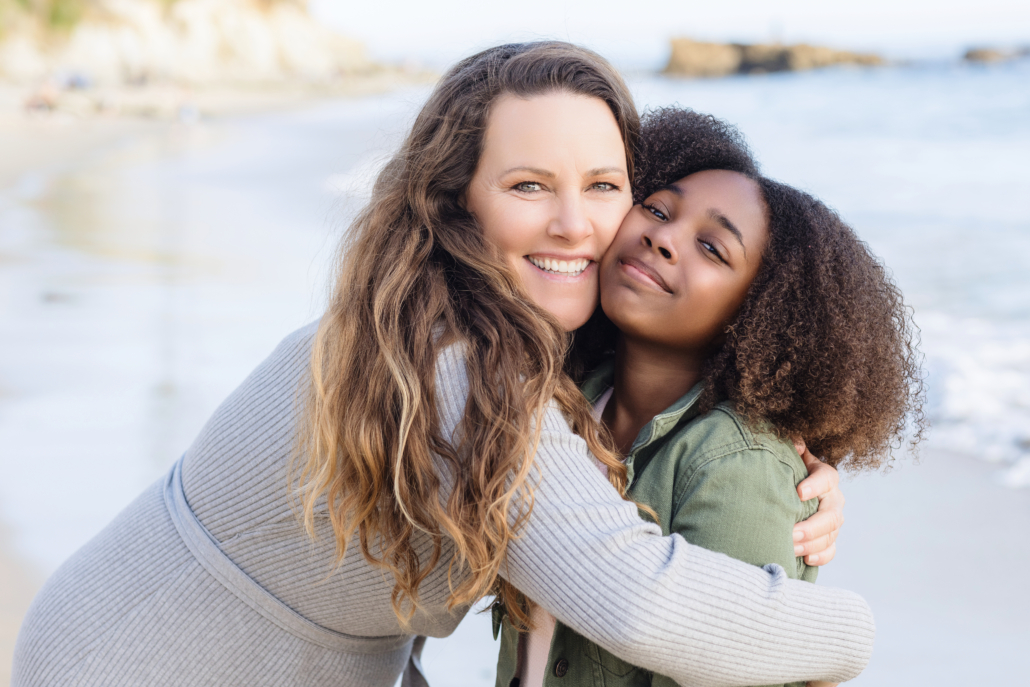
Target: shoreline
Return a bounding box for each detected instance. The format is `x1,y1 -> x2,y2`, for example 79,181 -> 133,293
0,72 -> 433,191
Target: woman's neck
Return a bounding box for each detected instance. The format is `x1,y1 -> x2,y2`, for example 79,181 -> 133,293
601,336 -> 705,456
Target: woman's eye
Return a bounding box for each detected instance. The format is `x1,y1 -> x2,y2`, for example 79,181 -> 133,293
512,181 -> 543,193
591,182 -> 619,192
699,239 -> 727,264
644,203 -> 667,221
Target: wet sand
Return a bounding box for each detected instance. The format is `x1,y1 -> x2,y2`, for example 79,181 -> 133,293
0,116 -> 165,191
0,525 -> 41,687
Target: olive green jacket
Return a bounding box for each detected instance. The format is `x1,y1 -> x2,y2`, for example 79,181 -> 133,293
494,361 -> 817,687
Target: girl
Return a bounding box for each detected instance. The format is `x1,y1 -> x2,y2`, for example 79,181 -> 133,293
495,108 -> 924,687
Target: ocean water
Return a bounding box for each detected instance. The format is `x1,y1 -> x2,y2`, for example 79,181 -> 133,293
0,59 -> 1028,685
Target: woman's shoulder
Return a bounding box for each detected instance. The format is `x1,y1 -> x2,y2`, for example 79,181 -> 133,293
280,318 -> 321,350
181,319 -> 323,533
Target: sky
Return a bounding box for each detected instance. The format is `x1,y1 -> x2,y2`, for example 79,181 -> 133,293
310,0 -> 1030,70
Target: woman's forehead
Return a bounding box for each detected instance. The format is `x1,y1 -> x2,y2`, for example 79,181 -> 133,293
480,92 -> 627,169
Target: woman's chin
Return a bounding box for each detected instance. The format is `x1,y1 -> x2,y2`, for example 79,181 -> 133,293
523,281 -> 598,332
549,302 -> 598,332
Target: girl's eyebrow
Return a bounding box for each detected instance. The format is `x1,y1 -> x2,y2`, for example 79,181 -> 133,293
707,209 -> 747,257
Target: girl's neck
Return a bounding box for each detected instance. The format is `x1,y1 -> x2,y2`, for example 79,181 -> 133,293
601,336 -> 705,456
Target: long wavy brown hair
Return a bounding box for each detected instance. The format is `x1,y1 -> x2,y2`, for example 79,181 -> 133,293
294,42 -> 638,629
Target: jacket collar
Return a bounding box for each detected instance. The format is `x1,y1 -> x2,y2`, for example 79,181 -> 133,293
581,359 -> 707,483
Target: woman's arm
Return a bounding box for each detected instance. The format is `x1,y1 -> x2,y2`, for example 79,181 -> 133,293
647,443 -> 824,687
434,348 -> 874,687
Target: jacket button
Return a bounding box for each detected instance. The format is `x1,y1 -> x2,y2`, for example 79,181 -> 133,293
554,658 -> 569,677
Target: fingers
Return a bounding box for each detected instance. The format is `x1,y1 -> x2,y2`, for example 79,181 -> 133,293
792,489 -> 844,555
805,542 -> 836,567
793,437 -> 806,456
795,527 -> 839,564
793,451 -> 846,566
796,452 -> 839,502
806,681 -> 839,687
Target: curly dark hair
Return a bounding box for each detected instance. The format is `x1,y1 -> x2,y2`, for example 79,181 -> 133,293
595,106 -> 926,470
632,106 -> 759,203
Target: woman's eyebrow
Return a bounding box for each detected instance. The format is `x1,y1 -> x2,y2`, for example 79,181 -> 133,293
707,209 -> 747,256
502,166 -> 555,178
502,166 -> 625,178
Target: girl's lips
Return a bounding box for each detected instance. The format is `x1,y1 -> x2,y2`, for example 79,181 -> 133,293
619,257 -> 672,293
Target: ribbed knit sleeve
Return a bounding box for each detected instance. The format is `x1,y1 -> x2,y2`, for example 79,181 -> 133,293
433,345 -> 875,687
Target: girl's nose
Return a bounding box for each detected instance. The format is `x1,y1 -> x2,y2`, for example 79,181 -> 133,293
641,225 -> 678,263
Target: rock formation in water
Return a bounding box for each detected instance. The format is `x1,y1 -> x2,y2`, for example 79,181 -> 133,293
963,46 -> 1030,63
664,38 -> 884,78
0,0 -> 370,85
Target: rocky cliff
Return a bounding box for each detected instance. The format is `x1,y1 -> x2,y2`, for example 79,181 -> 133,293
664,38 -> 884,78
0,0 -> 370,85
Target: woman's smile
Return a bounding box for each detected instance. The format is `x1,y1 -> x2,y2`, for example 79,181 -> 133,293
526,255 -> 594,279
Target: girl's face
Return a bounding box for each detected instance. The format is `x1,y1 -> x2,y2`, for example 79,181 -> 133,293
465,92 -> 632,331
599,169 -> 769,351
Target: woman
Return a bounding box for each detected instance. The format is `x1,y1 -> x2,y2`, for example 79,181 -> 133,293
14,43 -> 867,687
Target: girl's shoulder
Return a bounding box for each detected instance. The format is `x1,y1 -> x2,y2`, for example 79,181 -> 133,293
672,401 -> 809,486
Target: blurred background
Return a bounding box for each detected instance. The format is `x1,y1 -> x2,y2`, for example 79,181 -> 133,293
1,1 -> 1028,685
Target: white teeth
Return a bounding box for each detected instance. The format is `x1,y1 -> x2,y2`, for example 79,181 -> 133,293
528,256 -> 590,276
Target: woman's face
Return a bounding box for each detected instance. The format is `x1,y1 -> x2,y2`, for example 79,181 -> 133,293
465,92 -> 632,330
599,169 -> 769,351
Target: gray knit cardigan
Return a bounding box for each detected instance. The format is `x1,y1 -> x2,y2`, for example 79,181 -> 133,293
13,322 -> 874,686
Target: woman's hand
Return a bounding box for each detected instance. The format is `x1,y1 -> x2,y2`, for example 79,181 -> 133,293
806,682 -> 839,687
791,440 -> 844,566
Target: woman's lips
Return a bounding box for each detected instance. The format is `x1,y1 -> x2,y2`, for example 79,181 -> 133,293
619,257 -> 672,293
524,255 -> 595,281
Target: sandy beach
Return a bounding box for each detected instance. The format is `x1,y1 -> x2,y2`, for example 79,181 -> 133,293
0,528 -> 41,687
819,449 -> 1030,684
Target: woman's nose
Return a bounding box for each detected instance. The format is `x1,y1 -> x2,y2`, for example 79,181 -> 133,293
547,194 -> 591,244
641,226 -> 678,263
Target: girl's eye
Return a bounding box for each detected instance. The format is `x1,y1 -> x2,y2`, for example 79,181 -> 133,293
643,203 -> 667,221
699,239 -> 727,264
512,181 -> 543,193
